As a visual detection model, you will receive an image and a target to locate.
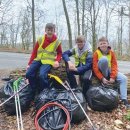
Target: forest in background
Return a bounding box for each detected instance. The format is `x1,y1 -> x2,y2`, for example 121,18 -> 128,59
0,0 -> 130,59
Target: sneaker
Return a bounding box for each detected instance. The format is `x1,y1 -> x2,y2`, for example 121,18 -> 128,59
122,99 -> 130,109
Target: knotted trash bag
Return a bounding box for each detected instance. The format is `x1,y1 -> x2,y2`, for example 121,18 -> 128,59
34,88 -> 67,130
35,87 -> 87,125
86,85 -> 119,111
36,103 -> 68,130
34,88 -> 57,110
1,78 -> 33,115
56,88 -> 87,123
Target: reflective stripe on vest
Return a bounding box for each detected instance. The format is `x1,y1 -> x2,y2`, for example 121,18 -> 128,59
96,49 -> 111,67
74,47 -> 88,66
34,36 -> 60,65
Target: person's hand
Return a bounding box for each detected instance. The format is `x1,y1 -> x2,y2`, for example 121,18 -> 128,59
108,78 -> 115,84
26,79 -> 29,84
102,78 -> 109,85
68,61 -> 76,71
26,65 -> 30,71
71,67 -> 78,71
53,61 -> 59,68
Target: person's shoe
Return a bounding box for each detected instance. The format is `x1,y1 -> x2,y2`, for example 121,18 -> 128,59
122,99 -> 130,109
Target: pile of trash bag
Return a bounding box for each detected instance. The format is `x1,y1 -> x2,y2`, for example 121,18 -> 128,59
86,85 -> 119,111
0,78 -> 33,115
34,87 -> 87,130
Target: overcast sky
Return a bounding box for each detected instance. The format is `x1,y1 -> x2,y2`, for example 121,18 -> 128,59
11,0 -> 75,40
2,0 -> 130,44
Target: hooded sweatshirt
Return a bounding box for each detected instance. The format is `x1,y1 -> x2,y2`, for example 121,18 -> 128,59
62,42 -> 92,74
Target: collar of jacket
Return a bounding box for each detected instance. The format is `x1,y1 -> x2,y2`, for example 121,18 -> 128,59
98,46 -> 111,55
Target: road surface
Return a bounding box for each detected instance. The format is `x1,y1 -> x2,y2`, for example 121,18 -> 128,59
0,52 -> 30,70
0,52 -> 130,74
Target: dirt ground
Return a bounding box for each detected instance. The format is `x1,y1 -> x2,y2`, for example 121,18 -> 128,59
0,69 -> 130,130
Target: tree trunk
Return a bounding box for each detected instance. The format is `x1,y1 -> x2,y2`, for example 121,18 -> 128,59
32,0 -> 36,49
106,8 -> 108,38
82,0 -> 85,35
129,2 -> 130,49
120,6 -> 123,56
92,0 -> 97,52
75,0 -> 80,35
14,15 -> 20,47
62,0 -> 72,49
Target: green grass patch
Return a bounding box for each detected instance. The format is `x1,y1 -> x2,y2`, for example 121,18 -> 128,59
124,112 -> 130,121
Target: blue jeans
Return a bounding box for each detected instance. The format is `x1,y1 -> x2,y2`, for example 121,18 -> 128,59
98,57 -> 128,100
26,61 -> 52,92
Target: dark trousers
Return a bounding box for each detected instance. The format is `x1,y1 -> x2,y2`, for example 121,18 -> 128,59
66,68 -> 92,96
80,70 -> 92,96
26,61 -> 52,93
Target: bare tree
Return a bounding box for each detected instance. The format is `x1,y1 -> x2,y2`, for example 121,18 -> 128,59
75,0 -> 80,35
129,2 -> 130,49
117,4 -> 125,56
9,20 -> 15,48
25,0 -> 46,49
121,1 -> 130,54
62,0 -> 72,49
14,13 -> 21,47
0,0 -> 13,47
82,0 -> 85,35
31,0 -> 35,49
0,0 -> 13,25
86,0 -> 101,51
103,0 -> 117,38
20,8 -> 32,50
0,23 -> 8,46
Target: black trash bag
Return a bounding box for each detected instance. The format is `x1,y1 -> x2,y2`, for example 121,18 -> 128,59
86,85 -> 119,111
35,88 -> 67,130
0,80 -> 14,99
56,88 -> 87,123
2,78 -> 33,115
38,105 -> 66,130
35,88 -> 87,124
34,88 -> 57,110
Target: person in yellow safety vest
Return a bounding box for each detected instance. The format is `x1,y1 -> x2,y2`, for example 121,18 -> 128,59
62,35 -> 93,97
26,23 -> 62,95
93,36 -> 130,108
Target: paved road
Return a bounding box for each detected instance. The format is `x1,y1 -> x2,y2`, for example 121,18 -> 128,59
0,52 -> 30,70
0,52 -> 130,74
117,61 -> 130,74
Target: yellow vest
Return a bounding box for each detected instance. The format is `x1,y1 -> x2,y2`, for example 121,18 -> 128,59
96,49 -> 112,67
74,47 -> 88,66
34,36 -> 60,65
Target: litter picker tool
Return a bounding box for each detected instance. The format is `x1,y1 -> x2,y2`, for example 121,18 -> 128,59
65,80 -> 96,130
48,74 -> 69,90
48,74 -> 97,130
13,77 -> 24,130
0,81 -> 29,107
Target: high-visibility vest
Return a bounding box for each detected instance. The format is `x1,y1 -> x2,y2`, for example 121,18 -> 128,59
73,47 -> 88,66
96,49 -> 112,67
34,35 -> 60,65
